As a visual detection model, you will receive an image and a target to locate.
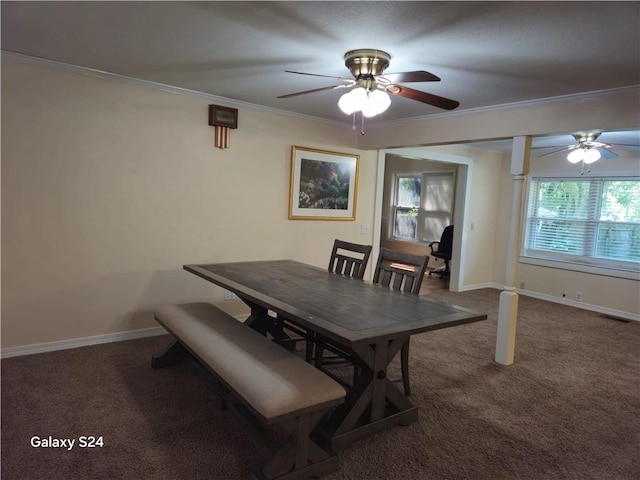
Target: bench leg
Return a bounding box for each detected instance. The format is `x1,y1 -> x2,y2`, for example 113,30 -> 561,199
254,412 -> 340,480
151,340 -> 188,368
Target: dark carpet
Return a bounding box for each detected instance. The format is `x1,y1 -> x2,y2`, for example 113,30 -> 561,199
2,289 -> 639,479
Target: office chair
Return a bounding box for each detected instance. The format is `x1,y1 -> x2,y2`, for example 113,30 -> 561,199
372,248 -> 429,396
429,225 -> 453,277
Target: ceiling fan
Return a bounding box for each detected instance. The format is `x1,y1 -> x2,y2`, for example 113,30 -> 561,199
536,132 -> 640,174
538,132 -> 640,163
277,49 -> 460,118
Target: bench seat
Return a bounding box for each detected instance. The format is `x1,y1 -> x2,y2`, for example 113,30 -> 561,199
152,302 -> 346,479
154,302 -> 345,421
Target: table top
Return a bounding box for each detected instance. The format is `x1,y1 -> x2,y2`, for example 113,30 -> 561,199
184,260 -> 487,346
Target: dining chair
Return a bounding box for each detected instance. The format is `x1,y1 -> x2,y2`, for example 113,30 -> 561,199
372,248 -> 430,396
312,240 -> 374,371
328,239 -> 373,279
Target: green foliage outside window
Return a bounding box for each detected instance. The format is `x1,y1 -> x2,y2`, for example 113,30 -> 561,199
526,178 -> 640,268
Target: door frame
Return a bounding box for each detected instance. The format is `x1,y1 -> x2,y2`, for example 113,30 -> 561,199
373,147 -> 473,292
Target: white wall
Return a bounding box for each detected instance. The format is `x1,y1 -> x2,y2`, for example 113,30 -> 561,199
3,55 -> 638,351
1,56 -> 377,348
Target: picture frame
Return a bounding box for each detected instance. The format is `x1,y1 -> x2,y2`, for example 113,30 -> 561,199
208,105 -> 238,129
289,146 -> 360,220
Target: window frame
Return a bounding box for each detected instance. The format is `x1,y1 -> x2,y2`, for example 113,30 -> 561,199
391,173 -> 422,242
390,171 -> 455,244
520,175 -> 640,280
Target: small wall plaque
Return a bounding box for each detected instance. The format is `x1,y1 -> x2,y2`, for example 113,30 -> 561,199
209,105 -> 238,129
208,105 -> 238,149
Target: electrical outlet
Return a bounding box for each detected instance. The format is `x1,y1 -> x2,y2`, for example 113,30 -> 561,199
576,292 -> 583,302
519,282 -> 525,289
361,224 -> 369,235
223,290 -> 236,300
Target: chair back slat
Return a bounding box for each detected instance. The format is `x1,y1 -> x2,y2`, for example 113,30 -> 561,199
403,276 -> 416,293
392,273 -> 405,291
328,240 -> 373,279
373,248 -> 429,295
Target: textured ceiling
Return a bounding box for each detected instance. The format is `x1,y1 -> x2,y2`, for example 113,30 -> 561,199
2,1 -> 639,126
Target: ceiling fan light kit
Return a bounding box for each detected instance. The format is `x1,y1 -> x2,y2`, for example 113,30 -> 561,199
338,49 -> 393,123
567,147 -> 601,164
565,132 -> 608,168
338,87 -> 391,117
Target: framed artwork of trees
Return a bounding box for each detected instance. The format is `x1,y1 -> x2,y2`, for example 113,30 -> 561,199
289,146 -> 360,220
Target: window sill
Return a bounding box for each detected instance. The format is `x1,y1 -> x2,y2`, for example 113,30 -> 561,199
519,256 -> 640,281
389,237 -> 433,246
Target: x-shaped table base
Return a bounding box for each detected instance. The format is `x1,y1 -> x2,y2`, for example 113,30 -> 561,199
245,303 -> 418,451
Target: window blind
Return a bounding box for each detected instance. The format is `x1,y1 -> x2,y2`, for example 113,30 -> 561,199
524,177 -> 640,272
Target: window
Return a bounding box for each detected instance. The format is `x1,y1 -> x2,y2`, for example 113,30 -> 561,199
522,177 -> 640,276
392,172 -> 455,243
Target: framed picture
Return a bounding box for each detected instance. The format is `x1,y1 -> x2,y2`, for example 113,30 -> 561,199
289,146 -> 360,220
208,105 -> 238,129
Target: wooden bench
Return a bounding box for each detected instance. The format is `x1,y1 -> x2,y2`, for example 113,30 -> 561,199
151,302 -> 346,480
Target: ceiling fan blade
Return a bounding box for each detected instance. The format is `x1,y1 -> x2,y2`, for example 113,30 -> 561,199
386,85 -> 459,110
537,146 -> 574,158
609,143 -> 640,151
379,71 -> 441,83
532,144 -> 573,150
285,70 -> 351,81
598,148 -> 618,160
277,84 -> 351,99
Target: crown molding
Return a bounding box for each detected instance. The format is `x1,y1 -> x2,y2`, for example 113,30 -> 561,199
1,50 -> 345,127
3,50 -> 638,130
371,85 -> 640,128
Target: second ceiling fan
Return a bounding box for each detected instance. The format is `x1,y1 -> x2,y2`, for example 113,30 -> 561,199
537,132 -> 640,160
278,49 -> 460,118
535,131 -> 640,174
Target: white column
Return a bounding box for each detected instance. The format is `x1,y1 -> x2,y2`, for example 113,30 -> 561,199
495,136 -> 531,365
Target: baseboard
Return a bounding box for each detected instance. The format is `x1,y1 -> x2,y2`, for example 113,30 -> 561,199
1,313 -> 252,359
0,327 -> 169,359
517,289 -> 639,322
457,282 -> 503,292
448,283 -> 638,321
3,295 -> 635,360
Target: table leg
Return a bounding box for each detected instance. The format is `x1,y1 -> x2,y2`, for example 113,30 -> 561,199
371,340 -> 388,421
242,302 -> 292,345
321,336 -> 418,450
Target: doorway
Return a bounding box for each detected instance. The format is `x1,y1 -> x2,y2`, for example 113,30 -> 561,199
372,147 -> 473,292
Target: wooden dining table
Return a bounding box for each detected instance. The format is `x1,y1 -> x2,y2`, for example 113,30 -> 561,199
184,259 -> 487,450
